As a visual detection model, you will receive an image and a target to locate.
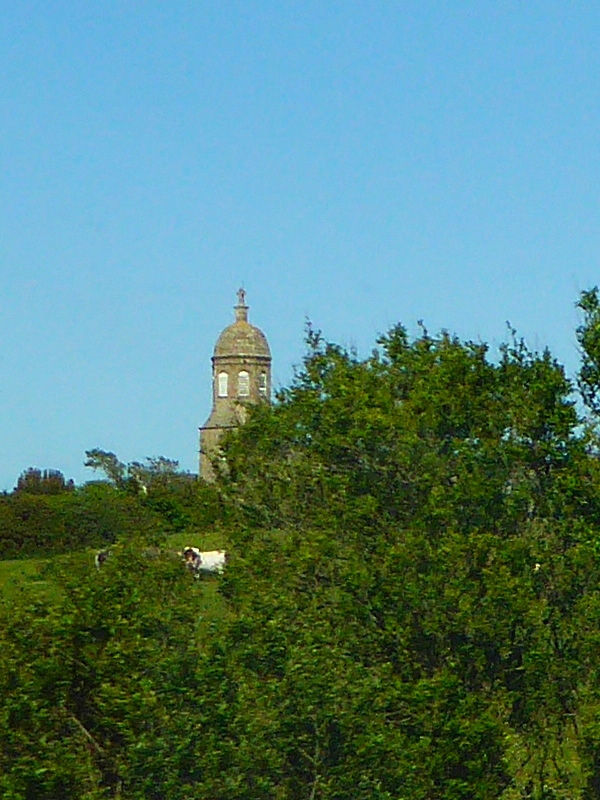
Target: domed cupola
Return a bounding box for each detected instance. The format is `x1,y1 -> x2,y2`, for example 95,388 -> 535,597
213,291 -> 271,360
199,290 -> 272,481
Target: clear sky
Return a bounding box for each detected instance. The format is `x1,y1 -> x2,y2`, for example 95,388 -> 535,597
1,1 -> 600,490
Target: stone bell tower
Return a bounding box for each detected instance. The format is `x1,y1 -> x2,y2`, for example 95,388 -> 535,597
199,289 -> 271,481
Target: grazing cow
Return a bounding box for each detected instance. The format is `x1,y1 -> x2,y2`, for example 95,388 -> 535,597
95,550 -> 110,570
181,547 -> 228,577
182,546 -> 202,574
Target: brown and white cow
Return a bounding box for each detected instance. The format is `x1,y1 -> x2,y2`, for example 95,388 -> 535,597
181,547 -> 228,576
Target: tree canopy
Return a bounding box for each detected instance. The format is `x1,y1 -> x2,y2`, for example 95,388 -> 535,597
4,299 -> 600,798
14,467 -> 75,495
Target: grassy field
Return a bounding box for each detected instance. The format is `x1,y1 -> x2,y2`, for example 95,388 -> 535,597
0,531 -> 232,619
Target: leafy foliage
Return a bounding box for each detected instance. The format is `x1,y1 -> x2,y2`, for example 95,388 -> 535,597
0,541 -> 215,798
0,483 -> 162,558
0,454 -> 222,559
84,449 -> 222,532
14,467 -> 75,495
5,302 -> 600,797
213,320 -> 600,798
577,287 -> 600,414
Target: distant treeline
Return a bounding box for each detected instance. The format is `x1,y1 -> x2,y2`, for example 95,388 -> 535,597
0,463 -> 222,557
0,485 -> 159,556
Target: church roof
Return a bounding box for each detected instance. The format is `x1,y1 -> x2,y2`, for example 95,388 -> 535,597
213,290 -> 271,359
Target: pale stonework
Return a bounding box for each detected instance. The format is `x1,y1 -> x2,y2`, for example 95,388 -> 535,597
199,291 -> 272,481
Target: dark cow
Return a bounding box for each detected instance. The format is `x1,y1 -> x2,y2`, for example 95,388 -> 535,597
94,550 -> 110,570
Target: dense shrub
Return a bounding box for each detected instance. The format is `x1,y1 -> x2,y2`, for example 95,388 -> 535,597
0,484 -> 162,557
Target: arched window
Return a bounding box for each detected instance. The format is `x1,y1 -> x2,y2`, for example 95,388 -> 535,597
218,372 -> 228,397
238,370 -> 250,397
259,372 -> 268,396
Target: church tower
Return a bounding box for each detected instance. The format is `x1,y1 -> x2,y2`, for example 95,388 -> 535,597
199,289 -> 271,481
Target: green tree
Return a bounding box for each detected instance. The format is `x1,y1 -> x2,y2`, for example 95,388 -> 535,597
0,482 -> 164,558
84,448 -> 222,532
14,467 -> 75,495
577,286 -> 600,414
0,539 -> 225,799
5,315 -> 600,798
213,322 -> 599,798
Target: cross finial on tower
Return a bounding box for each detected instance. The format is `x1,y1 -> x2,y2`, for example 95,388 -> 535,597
235,288 -> 248,322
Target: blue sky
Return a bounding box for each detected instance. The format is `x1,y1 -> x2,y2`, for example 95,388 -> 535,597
1,1 -> 600,489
